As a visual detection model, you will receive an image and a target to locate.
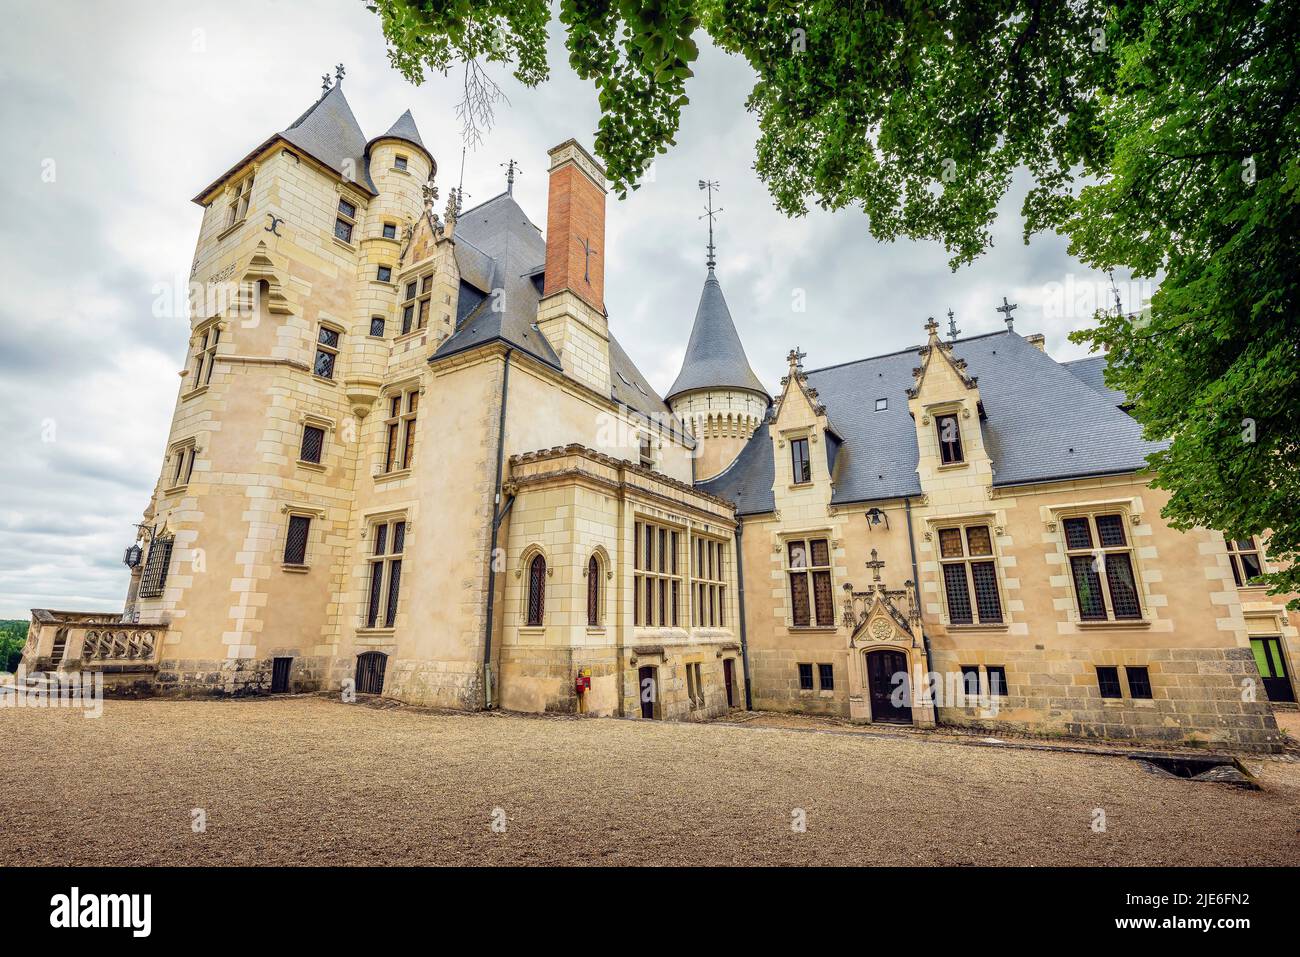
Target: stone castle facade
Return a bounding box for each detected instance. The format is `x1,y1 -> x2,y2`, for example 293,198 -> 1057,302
22,79 -> 1298,751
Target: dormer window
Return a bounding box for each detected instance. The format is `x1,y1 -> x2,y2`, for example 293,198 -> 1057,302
791,436 -> 811,484
874,398 -> 887,412
936,414 -> 964,464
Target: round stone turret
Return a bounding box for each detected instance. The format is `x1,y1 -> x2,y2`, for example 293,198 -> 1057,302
666,268 -> 770,481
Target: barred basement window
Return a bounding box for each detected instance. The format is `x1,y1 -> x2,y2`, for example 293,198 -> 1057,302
1126,666 -> 1153,699
369,316 -> 385,338
633,520 -> 680,627
790,436 -> 811,484
786,537 -> 833,627
299,425 -> 325,464
226,173 -> 254,227
191,325 -> 220,388
818,663 -> 834,691
1096,666 -> 1122,699
283,515 -> 311,565
959,665 -> 980,697
691,535 -> 727,628
381,389 -> 419,472
314,324 -> 341,379
936,413 -> 964,464
798,663 -> 814,690
986,665 -> 1008,696
526,554 -> 546,627
365,518 -> 405,628
138,537 -> 174,598
937,524 -> 1003,625
987,665 -> 1008,696
1062,513 -> 1143,621
1225,537 -> 1265,586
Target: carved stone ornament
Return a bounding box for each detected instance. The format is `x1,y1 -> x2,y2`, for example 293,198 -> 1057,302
869,617 -> 894,641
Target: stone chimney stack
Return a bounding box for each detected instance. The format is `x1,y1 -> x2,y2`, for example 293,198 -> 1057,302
537,140 -> 611,395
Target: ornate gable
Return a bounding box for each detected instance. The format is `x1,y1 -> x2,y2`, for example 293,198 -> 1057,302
907,317 -> 979,400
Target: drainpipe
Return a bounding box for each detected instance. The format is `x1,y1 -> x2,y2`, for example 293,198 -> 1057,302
734,520 -> 754,710
481,348 -> 514,710
904,495 -> 937,725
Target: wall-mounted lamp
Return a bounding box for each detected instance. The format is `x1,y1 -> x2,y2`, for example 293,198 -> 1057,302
865,507 -> 890,530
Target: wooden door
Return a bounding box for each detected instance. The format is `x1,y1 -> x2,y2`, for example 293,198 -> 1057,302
271,656 -> 292,693
723,659 -> 735,708
866,649 -> 912,724
638,666 -> 657,719
1251,637 -> 1296,703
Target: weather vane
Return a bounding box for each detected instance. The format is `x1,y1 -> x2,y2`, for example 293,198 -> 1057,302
502,158 -> 522,195
698,179 -> 721,269
947,308 -> 961,341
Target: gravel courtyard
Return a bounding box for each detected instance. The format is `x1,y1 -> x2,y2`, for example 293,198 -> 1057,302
2,696 -> 1298,866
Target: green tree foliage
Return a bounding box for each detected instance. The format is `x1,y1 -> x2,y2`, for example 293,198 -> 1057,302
367,1 -> 1299,602
0,620 -> 29,672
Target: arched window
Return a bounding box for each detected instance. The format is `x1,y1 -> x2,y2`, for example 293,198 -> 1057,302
526,554 -> 546,626
587,555 -> 600,626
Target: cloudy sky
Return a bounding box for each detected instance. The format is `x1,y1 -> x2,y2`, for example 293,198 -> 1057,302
0,1 -> 1143,619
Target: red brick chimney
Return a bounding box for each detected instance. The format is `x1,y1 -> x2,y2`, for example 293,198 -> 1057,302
543,140 -> 607,315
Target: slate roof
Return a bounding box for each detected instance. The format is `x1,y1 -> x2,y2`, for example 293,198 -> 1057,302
666,268 -> 770,402
701,331 -> 1164,515
366,109 -> 430,165
1063,355 -> 1129,409
194,83 -> 379,202
432,193 -> 685,431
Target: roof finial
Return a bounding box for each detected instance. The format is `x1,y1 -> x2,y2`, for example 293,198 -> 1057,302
996,295 -> 1018,331
1107,269 -> 1123,316
699,179 -> 721,270
334,63 -> 346,84
946,308 -> 961,341
321,73 -> 333,95
502,158 -> 521,195
787,347 -> 807,374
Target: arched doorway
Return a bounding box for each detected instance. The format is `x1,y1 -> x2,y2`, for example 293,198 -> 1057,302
355,651 -> 388,695
865,649 -> 912,724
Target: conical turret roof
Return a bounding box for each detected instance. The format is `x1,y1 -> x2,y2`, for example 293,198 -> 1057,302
193,82 -> 374,201
367,108 -> 429,159
666,268 -> 769,403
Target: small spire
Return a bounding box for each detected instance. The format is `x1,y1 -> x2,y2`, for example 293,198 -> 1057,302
924,316 -> 940,342
699,179 -> 721,270
787,347 -> 807,375
946,308 -> 961,341
996,295 -> 1018,331
501,158 -> 521,195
